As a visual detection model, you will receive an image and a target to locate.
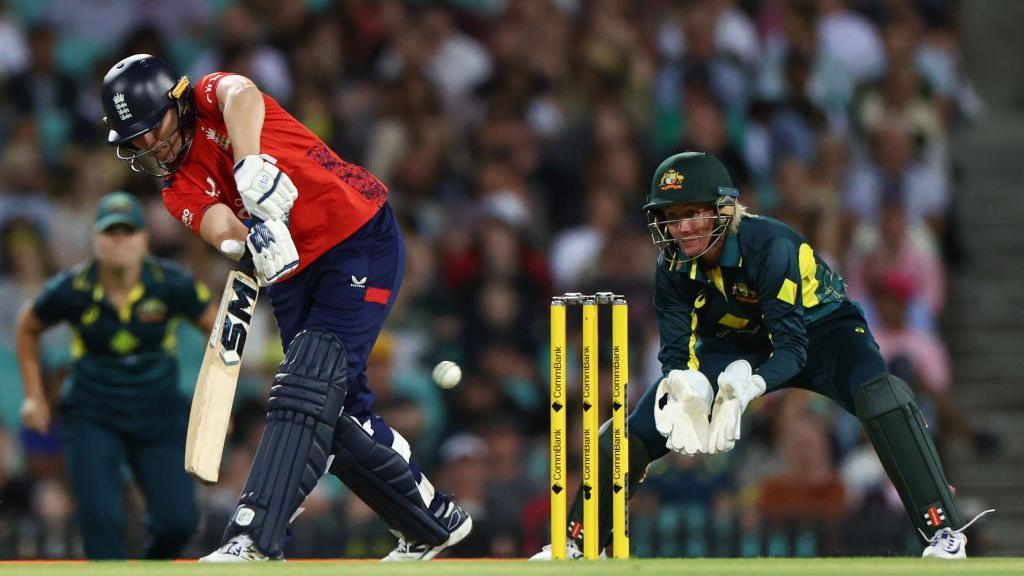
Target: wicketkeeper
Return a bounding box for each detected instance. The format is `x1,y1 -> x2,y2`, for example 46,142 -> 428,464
533,151 -> 991,560
100,54 -> 472,561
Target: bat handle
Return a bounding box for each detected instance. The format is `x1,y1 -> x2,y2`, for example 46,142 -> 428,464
239,214 -> 263,277
238,250 -> 256,277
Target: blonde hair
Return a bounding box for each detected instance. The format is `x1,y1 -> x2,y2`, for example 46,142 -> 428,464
721,202 -> 751,235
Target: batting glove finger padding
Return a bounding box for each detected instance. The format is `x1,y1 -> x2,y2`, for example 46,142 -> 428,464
234,153 -> 299,222
246,219 -> 299,286
654,369 -> 713,455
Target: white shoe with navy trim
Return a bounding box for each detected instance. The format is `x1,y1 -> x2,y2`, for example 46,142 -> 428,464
199,534 -> 269,562
382,500 -> 474,561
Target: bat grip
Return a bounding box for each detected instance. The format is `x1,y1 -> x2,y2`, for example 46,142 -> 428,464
240,214 -> 263,277
238,250 -> 256,277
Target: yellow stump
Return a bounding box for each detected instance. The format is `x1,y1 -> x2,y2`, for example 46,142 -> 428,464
581,298 -> 599,559
549,299 -> 567,559
611,299 -> 630,559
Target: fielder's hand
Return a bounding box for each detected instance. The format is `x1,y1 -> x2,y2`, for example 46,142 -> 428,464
708,360 -> 766,453
654,369 -> 713,455
234,153 -> 298,222
20,396 -> 50,434
246,219 -> 298,286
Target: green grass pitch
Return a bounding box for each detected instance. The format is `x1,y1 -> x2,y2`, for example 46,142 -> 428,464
1,558 -> 1022,576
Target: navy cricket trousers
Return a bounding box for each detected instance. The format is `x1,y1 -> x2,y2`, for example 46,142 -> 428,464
266,203 -> 437,493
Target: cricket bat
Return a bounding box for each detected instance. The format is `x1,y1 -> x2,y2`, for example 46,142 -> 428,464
185,265 -> 259,484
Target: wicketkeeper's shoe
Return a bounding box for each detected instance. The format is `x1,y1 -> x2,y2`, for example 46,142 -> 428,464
922,528 -> 967,559
381,500 -> 474,561
530,540 -> 611,560
529,540 -> 584,560
921,508 -> 995,560
199,534 -> 270,562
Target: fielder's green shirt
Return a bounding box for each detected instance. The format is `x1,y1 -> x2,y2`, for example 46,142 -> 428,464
32,257 -> 209,407
655,215 -> 850,388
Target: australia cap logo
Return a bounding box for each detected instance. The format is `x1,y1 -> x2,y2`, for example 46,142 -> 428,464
659,169 -> 684,191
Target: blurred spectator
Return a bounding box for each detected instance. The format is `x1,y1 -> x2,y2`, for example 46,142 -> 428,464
435,433 -> 492,556
844,125 -> 949,233
189,4 -> 293,104
481,417 -> 535,557
0,220 -> 66,430
377,4 -> 492,124
0,0 -> 27,76
549,184 -> 622,291
0,220 -> 54,347
816,0 -> 885,87
366,331 -> 446,463
0,118 -> 51,224
676,93 -> 750,189
846,200 -> 945,323
0,422 -> 31,521
857,25 -> 947,173
29,477 -> 78,558
756,397 -> 845,553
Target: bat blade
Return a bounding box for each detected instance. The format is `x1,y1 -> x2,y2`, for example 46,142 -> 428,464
184,269 -> 259,484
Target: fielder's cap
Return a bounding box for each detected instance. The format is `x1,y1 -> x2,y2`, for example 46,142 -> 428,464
95,191 -> 145,232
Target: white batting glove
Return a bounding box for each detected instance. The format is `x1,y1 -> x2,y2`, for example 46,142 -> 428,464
708,360 -> 766,454
653,369 -> 713,455
246,219 -> 299,286
234,154 -> 298,222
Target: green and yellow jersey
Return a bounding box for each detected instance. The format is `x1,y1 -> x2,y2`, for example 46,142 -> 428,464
32,257 -> 210,407
655,215 -> 851,388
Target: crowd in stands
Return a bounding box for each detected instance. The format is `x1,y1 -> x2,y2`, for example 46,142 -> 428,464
0,0 -> 992,558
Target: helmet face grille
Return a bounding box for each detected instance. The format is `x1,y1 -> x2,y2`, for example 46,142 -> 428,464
113,97 -> 195,177
645,198 -> 735,266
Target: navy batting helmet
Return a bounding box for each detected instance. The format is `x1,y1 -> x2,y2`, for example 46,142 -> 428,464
101,54 -> 196,176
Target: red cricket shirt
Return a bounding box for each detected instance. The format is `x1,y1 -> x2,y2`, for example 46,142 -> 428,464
162,72 -> 387,276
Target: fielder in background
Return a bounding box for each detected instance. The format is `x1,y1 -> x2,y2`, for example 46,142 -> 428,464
15,192 -> 216,559
99,54 -> 472,561
533,151 -> 992,560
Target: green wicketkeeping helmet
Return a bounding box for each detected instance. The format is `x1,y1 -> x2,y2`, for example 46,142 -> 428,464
644,151 -> 739,264
644,151 -> 738,211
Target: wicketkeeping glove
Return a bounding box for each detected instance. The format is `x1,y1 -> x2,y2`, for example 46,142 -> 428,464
708,360 -> 766,453
246,219 -> 299,286
234,153 -> 298,222
653,369 -> 713,455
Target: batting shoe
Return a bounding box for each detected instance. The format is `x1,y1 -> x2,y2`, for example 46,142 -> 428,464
382,500 -> 474,561
199,534 -> 269,562
921,508 -> 995,559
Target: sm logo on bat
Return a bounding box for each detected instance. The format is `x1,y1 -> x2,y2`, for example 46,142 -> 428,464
219,277 -> 258,365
